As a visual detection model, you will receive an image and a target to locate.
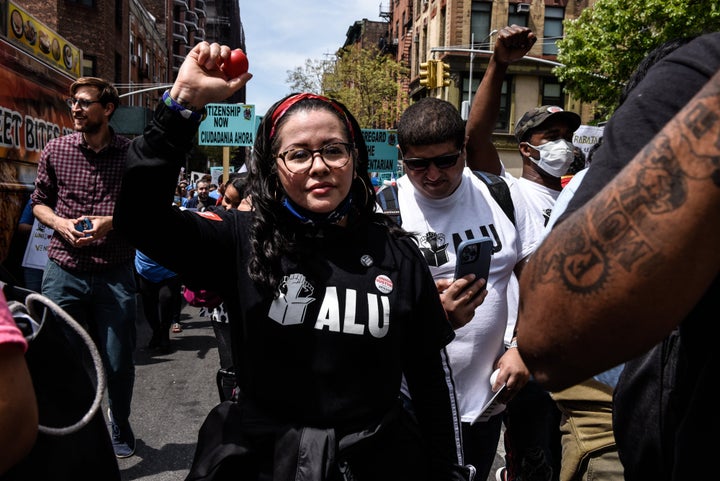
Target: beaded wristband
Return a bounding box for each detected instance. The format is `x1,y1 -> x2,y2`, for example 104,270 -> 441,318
162,90 -> 204,122
508,339 -> 518,349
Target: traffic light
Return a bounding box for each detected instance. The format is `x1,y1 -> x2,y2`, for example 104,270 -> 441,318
437,61 -> 451,88
419,59 -> 437,89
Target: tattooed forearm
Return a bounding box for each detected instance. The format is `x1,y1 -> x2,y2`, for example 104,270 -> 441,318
533,71 -> 720,295
533,201 -> 653,295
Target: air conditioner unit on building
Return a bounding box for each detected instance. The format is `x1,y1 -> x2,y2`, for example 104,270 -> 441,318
461,100 -> 470,121
130,55 -> 139,65
516,3 -> 530,13
392,38 -> 399,45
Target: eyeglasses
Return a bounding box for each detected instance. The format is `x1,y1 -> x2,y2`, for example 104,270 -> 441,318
66,97 -> 102,110
278,142 -> 354,174
402,151 -> 462,171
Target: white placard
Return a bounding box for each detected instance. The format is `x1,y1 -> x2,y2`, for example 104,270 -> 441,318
573,125 -> 605,159
22,218 -> 53,270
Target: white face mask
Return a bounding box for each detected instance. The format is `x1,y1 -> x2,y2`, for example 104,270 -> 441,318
526,139 -> 576,177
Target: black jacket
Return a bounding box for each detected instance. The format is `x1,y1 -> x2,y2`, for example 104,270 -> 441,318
115,102 -> 474,481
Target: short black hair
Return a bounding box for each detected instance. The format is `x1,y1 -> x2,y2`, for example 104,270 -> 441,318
397,98 -> 465,153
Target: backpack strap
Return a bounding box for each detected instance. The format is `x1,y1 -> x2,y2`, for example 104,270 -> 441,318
378,171 -> 515,228
377,184 -> 402,225
472,170 -> 516,226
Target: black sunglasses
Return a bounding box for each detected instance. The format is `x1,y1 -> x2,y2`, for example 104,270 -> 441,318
402,151 -> 462,171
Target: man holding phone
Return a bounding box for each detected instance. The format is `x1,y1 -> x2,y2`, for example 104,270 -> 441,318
393,93 -> 542,481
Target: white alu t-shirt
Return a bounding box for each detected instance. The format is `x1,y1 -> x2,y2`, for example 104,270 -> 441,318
396,168 -> 542,422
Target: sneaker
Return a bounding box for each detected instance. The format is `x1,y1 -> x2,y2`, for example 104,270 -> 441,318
108,408 -> 136,458
496,467 -> 508,481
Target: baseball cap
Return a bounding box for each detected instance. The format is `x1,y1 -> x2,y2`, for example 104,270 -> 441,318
514,105 -> 581,143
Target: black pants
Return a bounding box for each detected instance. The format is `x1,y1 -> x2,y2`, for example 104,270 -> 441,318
136,274 -> 182,346
503,380 -> 562,481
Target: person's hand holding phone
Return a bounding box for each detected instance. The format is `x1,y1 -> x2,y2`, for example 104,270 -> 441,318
71,215 -> 114,246
438,237 -> 494,329
437,275 -> 488,329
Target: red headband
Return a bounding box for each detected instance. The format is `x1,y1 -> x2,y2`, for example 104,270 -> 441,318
269,93 -> 355,141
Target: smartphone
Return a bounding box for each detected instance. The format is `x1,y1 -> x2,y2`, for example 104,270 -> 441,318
74,217 -> 92,237
454,237 -> 493,283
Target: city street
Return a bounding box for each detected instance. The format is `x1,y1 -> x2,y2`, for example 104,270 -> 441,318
117,302 -> 504,481
115,304 -> 219,481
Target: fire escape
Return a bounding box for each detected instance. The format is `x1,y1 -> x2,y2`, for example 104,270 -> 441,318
380,2 -> 413,98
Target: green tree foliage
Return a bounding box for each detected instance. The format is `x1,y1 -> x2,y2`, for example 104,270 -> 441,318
324,46 -> 409,129
557,0 -> 720,119
286,58 -> 329,94
287,46 -> 409,129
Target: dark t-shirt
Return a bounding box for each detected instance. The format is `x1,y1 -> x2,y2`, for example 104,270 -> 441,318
558,32 -> 720,481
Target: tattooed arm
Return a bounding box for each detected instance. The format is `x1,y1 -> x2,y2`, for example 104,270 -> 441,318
517,69 -> 720,391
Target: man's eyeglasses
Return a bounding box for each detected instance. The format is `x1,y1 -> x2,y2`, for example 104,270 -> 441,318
66,98 -> 102,110
402,151 -> 462,171
278,142 -> 354,174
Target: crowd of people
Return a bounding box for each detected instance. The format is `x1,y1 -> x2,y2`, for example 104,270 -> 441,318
2,23 -> 717,481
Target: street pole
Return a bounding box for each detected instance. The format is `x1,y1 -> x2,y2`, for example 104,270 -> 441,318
468,33 -> 474,105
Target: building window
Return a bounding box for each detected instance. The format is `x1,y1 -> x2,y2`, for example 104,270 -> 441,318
129,32 -> 135,62
464,75 -> 511,132
543,6 -> 564,55
137,40 -> 143,69
66,0 -> 95,7
497,79 -> 511,131
82,55 -> 97,77
439,8 -> 446,47
114,53 -> 123,85
145,51 -> 152,78
471,1 -> 492,46
115,0 -> 122,28
508,12 -> 528,28
542,78 -> 564,107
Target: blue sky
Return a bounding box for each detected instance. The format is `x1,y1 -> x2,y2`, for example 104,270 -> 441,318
240,1 -> 385,116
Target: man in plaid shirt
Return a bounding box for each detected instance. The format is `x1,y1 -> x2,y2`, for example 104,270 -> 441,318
31,76 -> 137,459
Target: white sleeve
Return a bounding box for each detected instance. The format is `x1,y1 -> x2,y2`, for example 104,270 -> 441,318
542,168 -> 588,239
504,175 -> 544,261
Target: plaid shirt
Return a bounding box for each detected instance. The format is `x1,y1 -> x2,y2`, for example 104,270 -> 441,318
31,130 -> 135,272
